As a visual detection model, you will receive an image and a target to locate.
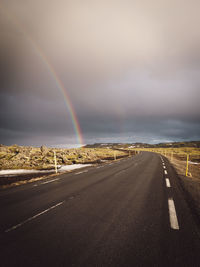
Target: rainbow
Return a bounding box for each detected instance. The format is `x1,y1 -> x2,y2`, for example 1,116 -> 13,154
33,47 -> 84,146
1,6 -> 84,146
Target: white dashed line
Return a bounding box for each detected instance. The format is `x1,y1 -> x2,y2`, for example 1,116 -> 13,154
115,170 -> 125,176
75,170 -> 88,175
163,166 -> 166,169
5,201 -> 64,233
164,170 -> 168,175
165,178 -> 171,187
41,178 -> 59,185
168,198 -> 179,230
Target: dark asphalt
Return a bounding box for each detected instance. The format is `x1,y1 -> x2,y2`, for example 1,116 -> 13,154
0,152 -> 200,267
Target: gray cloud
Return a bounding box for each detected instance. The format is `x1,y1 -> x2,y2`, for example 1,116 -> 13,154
0,0 -> 200,146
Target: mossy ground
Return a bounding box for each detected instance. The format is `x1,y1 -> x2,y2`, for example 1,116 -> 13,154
0,145 -> 129,170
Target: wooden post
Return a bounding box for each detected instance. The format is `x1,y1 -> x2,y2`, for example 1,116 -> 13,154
185,154 -> 189,177
54,150 -> 58,174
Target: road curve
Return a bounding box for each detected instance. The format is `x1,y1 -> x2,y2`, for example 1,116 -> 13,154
0,152 -> 200,266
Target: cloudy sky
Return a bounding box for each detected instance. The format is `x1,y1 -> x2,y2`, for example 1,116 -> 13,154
0,0 -> 200,146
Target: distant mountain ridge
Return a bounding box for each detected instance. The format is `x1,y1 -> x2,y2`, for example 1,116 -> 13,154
84,141 -> 200,149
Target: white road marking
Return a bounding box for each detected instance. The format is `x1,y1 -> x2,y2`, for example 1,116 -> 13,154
5,201 -> 64,233
41,178 -> 59,185
168,198 -> 179,230
115,170 -> 125,176
75,170 -> 88,175
164,170 -> 168,175
163,166 -> 166,169
165,178 -> 171,187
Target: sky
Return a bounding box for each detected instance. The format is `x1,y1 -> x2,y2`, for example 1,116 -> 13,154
0,0 -> 200,147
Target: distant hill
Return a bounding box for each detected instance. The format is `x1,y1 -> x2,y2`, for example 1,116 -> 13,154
84,141 -> 200,149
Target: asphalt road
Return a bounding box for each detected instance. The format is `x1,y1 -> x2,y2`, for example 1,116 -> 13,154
0,152 -> 200,267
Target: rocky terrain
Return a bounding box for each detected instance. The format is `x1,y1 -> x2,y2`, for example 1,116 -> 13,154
0,144 -> 129,170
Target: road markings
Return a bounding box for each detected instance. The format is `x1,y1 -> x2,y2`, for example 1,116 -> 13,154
115,170 -> 125,176
168,198 -> 179,230
165,178 -> 171,187
164,170 -> 168,175
163,166 -> 166,169
75,170 -> 88,175
41,178 -> 59,185
5,201 -> 64,233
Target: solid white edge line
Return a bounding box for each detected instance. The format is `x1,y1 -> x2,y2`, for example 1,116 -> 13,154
5,201 -> 64,233
168,198 -> 179,230
164,170 -> 168,175
165,178 -> 171,187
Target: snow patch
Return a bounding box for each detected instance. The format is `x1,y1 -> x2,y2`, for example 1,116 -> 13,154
188,161 -> 199,165
0,164 -> 92,176
59,164 -> 91,171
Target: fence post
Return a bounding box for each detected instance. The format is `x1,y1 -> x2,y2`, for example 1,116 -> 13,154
54,150 -> 58,174
185,154 -> 189,177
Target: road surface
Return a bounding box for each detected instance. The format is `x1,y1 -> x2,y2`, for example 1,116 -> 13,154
0,152 -> 200,266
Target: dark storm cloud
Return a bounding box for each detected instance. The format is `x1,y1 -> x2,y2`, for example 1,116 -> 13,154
0,0 -> 200,145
